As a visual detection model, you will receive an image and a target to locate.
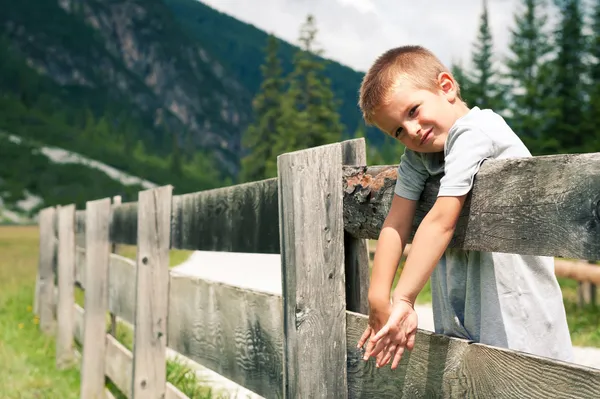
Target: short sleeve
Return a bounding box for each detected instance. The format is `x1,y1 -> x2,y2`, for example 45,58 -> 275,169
395,148 -> 429,200
438,125 -> 495,197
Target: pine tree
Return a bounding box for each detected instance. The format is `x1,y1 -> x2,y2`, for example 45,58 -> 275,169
469,0 -> 505,111
450,61 -> 475,106
272,15 -> 345,159
504,0 -> 554,148
583,0 -> 600,152
239,34 -> 285,182
550,0 -> 587,152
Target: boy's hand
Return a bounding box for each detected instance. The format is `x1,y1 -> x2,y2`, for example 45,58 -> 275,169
364,300 -> 418,370
357,302 -> 391,365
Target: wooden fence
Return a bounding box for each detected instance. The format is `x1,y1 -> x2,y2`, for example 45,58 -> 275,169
35,139 -> 600,398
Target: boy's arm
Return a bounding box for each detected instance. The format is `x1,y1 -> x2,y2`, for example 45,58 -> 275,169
364,193 -> 468,369
357,194 -> 416,355
368,194 -> 417,309
392,194 -> 467,306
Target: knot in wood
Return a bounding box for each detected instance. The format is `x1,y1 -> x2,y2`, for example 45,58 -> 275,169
142,256 -> 148,265
140,380 -> 147,389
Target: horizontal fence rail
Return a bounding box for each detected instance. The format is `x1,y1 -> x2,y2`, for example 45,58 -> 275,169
74,152 -> 600,260
70,246 -> 600,399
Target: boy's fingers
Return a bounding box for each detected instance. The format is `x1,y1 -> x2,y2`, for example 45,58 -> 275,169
391,346 -> 405,370
370,325 -> 390,342
357,326 -> 372,348
379,344 -> 396,367
406,331 -> 416,350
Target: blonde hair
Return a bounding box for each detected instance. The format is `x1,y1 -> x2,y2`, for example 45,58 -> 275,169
358,45 -> 460,125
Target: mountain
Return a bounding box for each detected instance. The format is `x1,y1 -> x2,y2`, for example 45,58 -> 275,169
164,0 -> 372,142
0,0 -> 380,216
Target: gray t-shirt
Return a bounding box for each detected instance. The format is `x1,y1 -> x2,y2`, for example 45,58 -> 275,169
394,107 -> 573,362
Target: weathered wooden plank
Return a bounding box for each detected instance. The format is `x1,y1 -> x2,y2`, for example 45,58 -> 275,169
347,311 -> 600,398
73,305 -> 190,399
109,196 -> 122,337
341,139 -> 370,315
343,152 -> 600,259
75,247 -> 283,397
131,186 -> 173,398
111,201 -> 138,245
80,197 -> 111,399
56,204 -> 76,369
38,206 -> 57,334
167,272 -> 284,398
74,249 -> 137,325
278,143 -> 348,398
170,177 -> 280,253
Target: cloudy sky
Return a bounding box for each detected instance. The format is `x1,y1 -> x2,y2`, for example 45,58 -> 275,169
199,0 -> 525,73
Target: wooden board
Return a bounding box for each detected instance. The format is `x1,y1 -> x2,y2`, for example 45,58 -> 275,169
73,305 -> 190,399
110,201 -> 138,245
80,198 -> 111,399
37,206 -> 57,334
56,204 -> 76,369
341,139 -> 370,315
346,311 -> 600,398
277,143 -> 349,398
167,273 -> 284,398
170,177 -> 280,253
343,152 -> 600,259
131,186 -> 173,398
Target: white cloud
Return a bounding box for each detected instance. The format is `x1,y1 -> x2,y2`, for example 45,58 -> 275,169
199,0 -> 539,73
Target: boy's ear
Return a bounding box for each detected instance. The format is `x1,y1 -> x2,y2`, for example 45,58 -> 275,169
437,72 -> 458,101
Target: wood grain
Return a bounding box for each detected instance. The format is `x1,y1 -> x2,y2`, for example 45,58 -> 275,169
347,311 -> 600,398
80,197 -> 111,399
56,204 -> 76,369
37,206 -> 57,334
167,273 -> 284,398
110,201 -> 138,245
170,177 -> 280,253
132,186 -> 173,398
341,139 -> 370,315
277,143 -> 349,398
343,152 -> 600,259
73,305 -> 191,399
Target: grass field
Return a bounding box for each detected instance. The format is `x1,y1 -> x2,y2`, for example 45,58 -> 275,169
0,225 -> 214,399
0,225 -> 598,398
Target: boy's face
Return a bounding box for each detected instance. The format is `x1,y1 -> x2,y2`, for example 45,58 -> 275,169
372,72 -> 467,153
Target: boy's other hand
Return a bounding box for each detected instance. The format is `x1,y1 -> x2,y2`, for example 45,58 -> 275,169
365,300 -> 418,370
357,302 -> 391,365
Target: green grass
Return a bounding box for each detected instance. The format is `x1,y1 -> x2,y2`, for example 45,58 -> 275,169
0,225 -> 81,398
0,225 -> 214,399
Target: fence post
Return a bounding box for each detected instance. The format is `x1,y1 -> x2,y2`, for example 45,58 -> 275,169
37,206 -> 57,334
80,198 -> 111,399
341,138 -> 370,314
109,195 -> 121,337
56,203 -> 76,369
278,143 -> 348,398
578,260 -> 597,308
131,186 -> 173,398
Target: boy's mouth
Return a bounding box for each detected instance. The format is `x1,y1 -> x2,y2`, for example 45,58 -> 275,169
420,128 -> 433,145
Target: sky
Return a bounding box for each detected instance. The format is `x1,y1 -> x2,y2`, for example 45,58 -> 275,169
199,0 -> 524,73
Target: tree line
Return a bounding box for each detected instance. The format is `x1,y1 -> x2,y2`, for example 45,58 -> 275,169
240,0 -> 600,183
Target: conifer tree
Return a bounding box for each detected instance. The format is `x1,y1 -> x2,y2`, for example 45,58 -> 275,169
450,61 -> 475,106
504,0 -> 554,148
469,0 -> 505,111
550,0 -> 587,152
583,0 -> 600,152
272,14 -> 345,161
239,34 -> 285,181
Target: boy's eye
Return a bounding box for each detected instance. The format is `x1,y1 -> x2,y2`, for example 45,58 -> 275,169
408,105 -> 418,117
395,127 -> 403,138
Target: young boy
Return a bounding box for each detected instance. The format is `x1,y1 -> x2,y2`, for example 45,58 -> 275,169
356,45 -> 573,370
